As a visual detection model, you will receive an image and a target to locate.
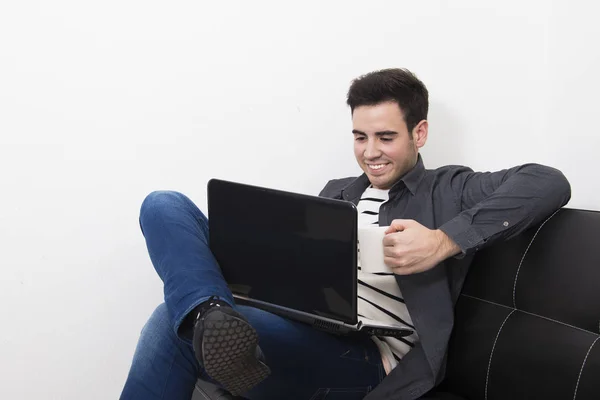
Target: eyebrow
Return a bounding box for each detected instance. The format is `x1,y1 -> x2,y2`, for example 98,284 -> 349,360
352,129 -> 399,136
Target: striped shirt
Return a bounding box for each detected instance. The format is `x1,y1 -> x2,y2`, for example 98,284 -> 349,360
357,187 -> 420,371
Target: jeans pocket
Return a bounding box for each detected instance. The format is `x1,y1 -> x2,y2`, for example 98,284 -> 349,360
309,387 -> 371,400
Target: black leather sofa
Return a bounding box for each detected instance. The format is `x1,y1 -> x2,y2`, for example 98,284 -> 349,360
441,207 -> 600,399
194,207 -> 600,399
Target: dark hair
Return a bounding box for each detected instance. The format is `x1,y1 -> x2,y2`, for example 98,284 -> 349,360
346,68 -> 429,134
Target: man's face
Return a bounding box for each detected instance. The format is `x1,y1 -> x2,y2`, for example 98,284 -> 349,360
352,101 -> 427,190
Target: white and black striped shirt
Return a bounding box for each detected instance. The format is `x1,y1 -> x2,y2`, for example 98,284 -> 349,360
357,187 -> 420,370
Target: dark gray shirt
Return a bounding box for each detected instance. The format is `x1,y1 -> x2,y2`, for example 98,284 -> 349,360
319,155 -> 571,399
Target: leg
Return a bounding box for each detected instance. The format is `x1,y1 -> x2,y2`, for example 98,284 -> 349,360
122,304 -> 384,400
120,304 -> 200,400
133,191 -> 267,396
240,305 -> 384,400
139,191 -> 234,339
128,191 -> 381,399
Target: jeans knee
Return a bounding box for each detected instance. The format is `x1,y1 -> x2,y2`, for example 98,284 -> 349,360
140,190 -> 189,221
139,190 -> 207,234
141,303 -> 171,337
141,190 -> 182,211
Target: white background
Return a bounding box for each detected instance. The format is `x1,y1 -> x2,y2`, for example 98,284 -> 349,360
1,1 -> 598,399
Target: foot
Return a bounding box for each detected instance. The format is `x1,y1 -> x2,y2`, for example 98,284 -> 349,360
192,297 -> 270,396
195,378 -> 249,400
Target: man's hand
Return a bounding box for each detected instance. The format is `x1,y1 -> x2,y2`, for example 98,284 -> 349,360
383,219 -> 461,275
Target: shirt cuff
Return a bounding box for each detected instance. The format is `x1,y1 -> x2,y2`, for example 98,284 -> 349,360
438,214 -> 486,256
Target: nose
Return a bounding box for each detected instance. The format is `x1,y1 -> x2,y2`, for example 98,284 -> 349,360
364,138 -> 381,159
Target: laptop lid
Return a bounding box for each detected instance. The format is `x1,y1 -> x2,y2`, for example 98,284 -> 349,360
207,179 -> 358,325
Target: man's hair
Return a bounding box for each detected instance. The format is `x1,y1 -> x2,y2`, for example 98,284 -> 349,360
346,68 -> 429,134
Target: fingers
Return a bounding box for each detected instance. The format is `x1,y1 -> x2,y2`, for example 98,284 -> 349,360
382,219 -> 433,275
383,244 -> 402,257
384,226 -> 397,235
384,255 -> 399,267
384,255 -> 410,269
382,228 -> 410,247
384,256 -> 418,275
386,219 -> 415,234
382,233 -> 395,247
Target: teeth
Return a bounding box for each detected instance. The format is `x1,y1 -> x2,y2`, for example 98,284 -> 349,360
368,164 -> 386,170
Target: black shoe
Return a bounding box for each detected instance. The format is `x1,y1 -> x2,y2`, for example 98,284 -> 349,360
195,378 -> 249,400
192,297 -> 270,396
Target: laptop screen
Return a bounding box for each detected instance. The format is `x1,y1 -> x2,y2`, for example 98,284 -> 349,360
208,179 -> 357,325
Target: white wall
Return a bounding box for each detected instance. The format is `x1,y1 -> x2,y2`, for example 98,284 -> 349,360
1,1 -> 598,399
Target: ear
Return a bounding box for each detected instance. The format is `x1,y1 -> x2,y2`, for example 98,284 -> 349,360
412,120 -> 428,148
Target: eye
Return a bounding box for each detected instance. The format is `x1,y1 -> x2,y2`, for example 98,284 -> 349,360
380,137 -> 393,142
354,136 -> 366,142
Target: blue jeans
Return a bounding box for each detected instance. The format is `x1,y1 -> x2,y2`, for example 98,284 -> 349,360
120,191 -> 384,400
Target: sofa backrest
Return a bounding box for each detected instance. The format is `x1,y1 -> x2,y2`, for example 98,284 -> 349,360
442,208 -> 600,399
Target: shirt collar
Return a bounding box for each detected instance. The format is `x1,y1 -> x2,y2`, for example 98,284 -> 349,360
342,154 -> 426,202
397,154 -> 426,195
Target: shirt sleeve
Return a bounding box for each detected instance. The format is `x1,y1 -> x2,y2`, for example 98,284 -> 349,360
438,163 -> 571,255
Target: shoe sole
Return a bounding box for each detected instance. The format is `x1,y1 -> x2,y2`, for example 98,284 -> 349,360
201,310 -> 271,396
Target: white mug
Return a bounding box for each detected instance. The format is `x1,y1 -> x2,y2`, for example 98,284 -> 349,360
357,226 -> 394,273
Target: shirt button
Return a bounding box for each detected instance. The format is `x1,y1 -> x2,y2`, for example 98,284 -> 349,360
503,221 -> 509,227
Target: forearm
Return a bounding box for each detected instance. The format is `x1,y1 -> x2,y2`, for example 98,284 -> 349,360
440,164 -> 571,255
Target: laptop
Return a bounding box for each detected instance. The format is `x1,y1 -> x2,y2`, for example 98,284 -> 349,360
207,178 -> 413,338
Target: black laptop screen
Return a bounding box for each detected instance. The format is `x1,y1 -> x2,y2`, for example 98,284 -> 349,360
207,179 -> 357,325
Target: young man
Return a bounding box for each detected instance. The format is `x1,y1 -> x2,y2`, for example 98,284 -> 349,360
120,69 -> 571,400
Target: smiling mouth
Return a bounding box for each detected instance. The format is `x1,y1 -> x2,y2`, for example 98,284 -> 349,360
366,163 -> 389,171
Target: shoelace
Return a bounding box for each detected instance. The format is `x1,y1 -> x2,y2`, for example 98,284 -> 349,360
194,295 -> 223,324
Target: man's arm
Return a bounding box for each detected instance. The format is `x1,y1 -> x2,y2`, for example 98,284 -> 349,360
438,163 -> 571,256
383,163 -> 570,275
